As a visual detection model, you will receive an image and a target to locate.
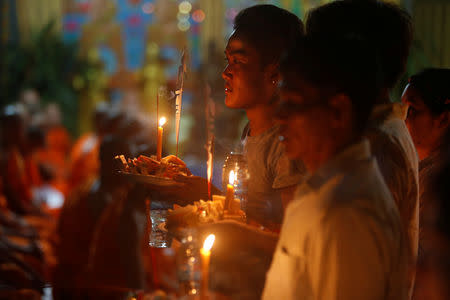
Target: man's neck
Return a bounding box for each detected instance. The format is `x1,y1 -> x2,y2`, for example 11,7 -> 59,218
246,105 -> 276,137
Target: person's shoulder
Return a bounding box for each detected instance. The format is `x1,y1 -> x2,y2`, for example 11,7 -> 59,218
321,161 -> 393,208
368,130 -> 418,187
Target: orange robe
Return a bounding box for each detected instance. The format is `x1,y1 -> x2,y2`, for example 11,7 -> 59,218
3,148 -> 33,214
68,133 -> 100,192
37,126 -> 71,195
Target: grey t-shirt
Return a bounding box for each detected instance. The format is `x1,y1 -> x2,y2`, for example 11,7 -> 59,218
242,123 -> 306,225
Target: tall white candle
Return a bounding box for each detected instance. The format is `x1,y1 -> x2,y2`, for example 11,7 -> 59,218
200,234 -> 215,299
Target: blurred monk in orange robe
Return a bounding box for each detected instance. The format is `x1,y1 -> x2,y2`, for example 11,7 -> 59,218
68,104 -> 109,193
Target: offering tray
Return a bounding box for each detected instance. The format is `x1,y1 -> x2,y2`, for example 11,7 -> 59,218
119,171 -> 183,187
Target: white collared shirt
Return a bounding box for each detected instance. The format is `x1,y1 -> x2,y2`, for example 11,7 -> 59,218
366,102 -> 419,298
262,140 -> 408,300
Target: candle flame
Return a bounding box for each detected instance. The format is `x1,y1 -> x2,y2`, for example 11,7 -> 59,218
203,234 -> 215,251
159,117 -> 167,127
229,170 -> 236,185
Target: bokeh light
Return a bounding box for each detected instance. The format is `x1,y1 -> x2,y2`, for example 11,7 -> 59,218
142,2 -> 155,14
177,20 -> 191,31
177,12 -> 190,22
192,9 -> 205,23
146,42 -> 159,57
178,1 -> 192,14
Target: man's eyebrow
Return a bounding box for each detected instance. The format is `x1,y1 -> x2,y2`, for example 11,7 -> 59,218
224,49 -> 247,56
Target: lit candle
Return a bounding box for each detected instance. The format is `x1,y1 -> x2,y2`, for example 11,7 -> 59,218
200,234 -> 215,299
156,117 -> 166,161
225,170 -> 236,211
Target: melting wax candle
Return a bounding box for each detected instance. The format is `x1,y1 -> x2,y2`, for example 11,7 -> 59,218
200,234 -> 215,299
156,117 -> 166,161
225,170 -> 236,211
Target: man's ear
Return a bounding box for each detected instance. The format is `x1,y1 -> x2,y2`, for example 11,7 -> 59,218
327,93 -> 353,130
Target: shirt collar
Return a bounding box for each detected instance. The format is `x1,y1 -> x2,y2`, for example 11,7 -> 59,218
299,139 -> 372,193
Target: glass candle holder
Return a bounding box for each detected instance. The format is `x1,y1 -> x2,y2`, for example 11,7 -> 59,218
176,228 -> 201,297
222,152 -> 249,214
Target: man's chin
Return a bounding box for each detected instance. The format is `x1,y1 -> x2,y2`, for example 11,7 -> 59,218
224,96 -> 241,109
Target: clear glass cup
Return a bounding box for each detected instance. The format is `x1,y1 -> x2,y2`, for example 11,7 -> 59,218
149,209 -> 171,248
176,228 -> 201,297
222,152 -> 249,214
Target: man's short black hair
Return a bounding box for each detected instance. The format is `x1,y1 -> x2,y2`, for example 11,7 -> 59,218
281,35 -> 383,134
233,4 -> 304,65
408,68 -> 450,116
306,0 -> 413,89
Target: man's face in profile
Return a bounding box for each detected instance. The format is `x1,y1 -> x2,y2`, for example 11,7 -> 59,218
222,31 -> 273,110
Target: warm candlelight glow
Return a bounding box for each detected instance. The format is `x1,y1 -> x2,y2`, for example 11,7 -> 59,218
225,171 -> 236,211
203,234 -> 215,252
159,116 -> 167,127
200,234 -> 215,299
156,117 -> 166,161
229,170 -> 236,185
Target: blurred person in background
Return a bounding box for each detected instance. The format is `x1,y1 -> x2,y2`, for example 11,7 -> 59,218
0,108 -> 53,297
53,135 -> 131,299
0,107 -> 41,216
306,1 -> 418,297
116,114 -> 156,157
19,89 -> 41,116
17,89 -> 41,129
413,133 -> 450,300
402,68 -> 450,162
402,68 -> 450,212
401,68 -> 450,299
68,102 -> 109,192
86,137 -> 151,296
25,126 -> 65,211
38,103 -> 71,196
24,127 -> 45,189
